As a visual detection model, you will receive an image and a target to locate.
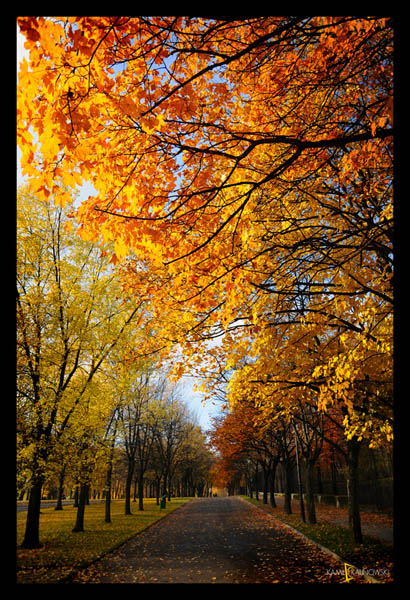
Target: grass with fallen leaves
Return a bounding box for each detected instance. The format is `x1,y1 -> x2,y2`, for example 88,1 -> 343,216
17,498 -> 192,584
241,496 -> 394,583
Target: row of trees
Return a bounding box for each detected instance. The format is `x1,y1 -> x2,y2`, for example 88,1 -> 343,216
17,188 -> 213,547
17,17 -> 393,546
27,373 -> 212,528
208,392 -> 392,543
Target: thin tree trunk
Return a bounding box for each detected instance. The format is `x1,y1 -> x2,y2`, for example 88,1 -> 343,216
21,477 -> 43,548
346,437 -> 363,544
138,473 -> 144,511
269,464 -> 277,508
294,430 -> 306,522
331,451 -> 339,495
55,465 -> 66,511
72,483 -> 89,532
305,459 -> 316,524
125,461 -> 134,515
156,477 -> 161,505
74,479 -> 79,507
283,462 -> 292,514
104,459 -> 114,523
262,464 -> 269,504
105,417 -> 118,523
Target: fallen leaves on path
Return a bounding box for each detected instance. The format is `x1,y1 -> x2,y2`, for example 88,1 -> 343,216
70,497 -> 377,584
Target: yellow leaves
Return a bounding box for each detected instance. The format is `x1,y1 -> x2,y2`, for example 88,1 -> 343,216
370,116 -> 389,137
193,381 -> 208,394
54,191 -> 72,209
61,169 -> 83,189
141,112 -> 167,135
170,363 -> 185,381
114,237 -> 128,261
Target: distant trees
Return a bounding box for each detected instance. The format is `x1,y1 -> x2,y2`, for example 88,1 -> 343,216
209,392 -> 392,543
17,187 -> 212,547
17,187 -> 142,546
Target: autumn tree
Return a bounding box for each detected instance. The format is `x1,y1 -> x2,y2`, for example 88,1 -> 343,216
116,361 -> 169,513
293,403 -> 324,524
17,187 -> 145,548
173,425 -> 213,497
17,17 -> 392,335
154,391 -> 196,499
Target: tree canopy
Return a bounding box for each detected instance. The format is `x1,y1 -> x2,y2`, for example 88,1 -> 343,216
17,16 -> 393,450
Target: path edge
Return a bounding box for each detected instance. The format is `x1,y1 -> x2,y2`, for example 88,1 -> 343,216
239,496 -> 381,584
61,498 -> 195,584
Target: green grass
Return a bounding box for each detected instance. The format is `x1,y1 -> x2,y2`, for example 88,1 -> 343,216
17,497 -> 192,584
241,496 -> 394,583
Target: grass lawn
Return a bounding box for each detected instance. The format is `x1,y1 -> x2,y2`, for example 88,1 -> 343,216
241,496 -> 394,583
17,497 -> 192,584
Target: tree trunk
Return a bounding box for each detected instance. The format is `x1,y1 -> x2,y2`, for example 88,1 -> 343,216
262,464 -> 269,504
124,460 -> 134,515
138,473 -> 144,511
104,462 -> 114,523
21,478 -> 43,548
305,459 -> 316,524
105,418 -> 118,523
156,477 -> 161,504
162,471 -> 168,499
55,466 -> 66,511
330,449 -> 339,495
346,437 -> 363,544
133,477 -> 137,503
73,480 -> 79,507
294,430 -> 305,522
269,464 -> 277,508
283,463 -> 292,514
72,483 -> 89,532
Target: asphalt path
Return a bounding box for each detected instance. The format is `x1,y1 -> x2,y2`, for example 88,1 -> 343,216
71,496 -> 349,584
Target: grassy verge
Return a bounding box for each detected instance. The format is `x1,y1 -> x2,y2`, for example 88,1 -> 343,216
17,497 -> 192,584
241,496 -> 393,583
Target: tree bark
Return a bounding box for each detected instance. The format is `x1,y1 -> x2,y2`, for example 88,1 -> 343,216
305,459 -> 316,524
55,466 -> 66,511
105,415 -> 118,523
138,473 -> 144,511
124,460 -> 134,515
262,463 -> 269,504
104,461 -> 114,523
72,482 -> 89,532
283,462 -> 293,514
73,480 -> 79,507
346,437 -> 363,544
269,463 -> 278,508
21,477 -> 43,548
294,430 -> 306,522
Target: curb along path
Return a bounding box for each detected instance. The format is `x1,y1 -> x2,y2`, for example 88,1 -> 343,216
71,496 -> 363,584
243,498 -> 381,584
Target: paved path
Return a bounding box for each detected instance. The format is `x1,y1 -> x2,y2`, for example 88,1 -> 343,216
71,497 -> 352,584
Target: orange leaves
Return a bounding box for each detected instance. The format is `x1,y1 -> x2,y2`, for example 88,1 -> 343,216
18,17 -> 41,44
17,18 -> 393,450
